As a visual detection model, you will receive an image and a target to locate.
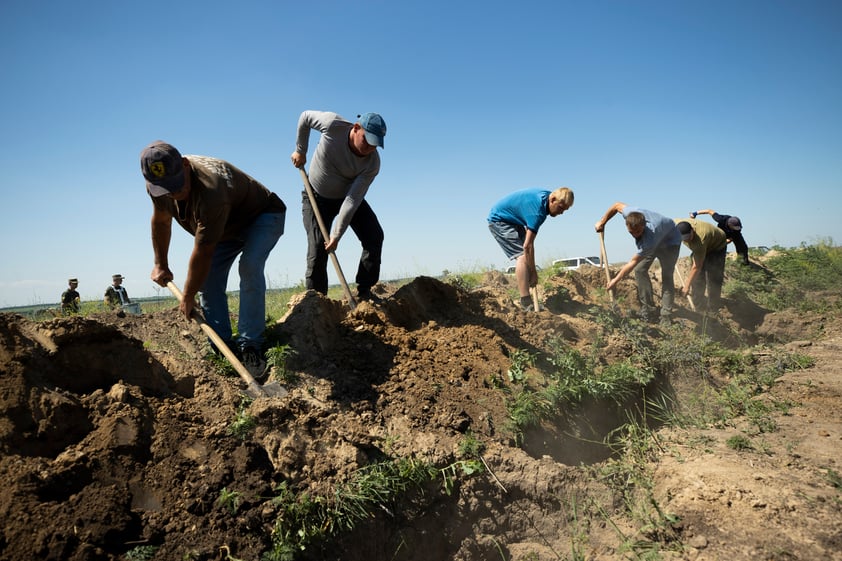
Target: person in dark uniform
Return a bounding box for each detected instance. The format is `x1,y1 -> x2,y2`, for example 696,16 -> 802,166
691,209 -> 749,265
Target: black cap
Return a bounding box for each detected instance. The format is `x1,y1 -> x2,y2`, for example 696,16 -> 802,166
676,221 -> 693,241
141,141 -> 185,197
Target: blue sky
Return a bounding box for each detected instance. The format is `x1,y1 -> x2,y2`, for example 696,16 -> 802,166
1,0 -> 840,308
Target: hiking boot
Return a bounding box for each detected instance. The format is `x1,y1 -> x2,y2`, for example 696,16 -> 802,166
241,347 -> 268,383
357,289 -> 381,303
513,299 -> 534,312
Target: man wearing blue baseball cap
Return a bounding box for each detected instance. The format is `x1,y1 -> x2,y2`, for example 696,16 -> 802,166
595,202 -> 682,324
290,110 -> 386,302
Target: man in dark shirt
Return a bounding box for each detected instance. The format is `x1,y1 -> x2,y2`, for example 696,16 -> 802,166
141,141 -> 287,380
691,209 -> 749,264
61,278 -> 80,315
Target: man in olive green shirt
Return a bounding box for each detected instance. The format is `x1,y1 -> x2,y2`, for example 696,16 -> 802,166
675,218 -> 727,311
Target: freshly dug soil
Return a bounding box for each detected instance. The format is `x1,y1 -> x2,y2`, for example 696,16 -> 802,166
1,263 -> 840,561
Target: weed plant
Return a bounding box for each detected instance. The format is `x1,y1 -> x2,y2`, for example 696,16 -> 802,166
597,416 -> 682,555
443,272 -> 482,291
217,487 -> 243,514
265,344 -> 299,384
124,545 -> 158,561
226,397 -> 257,440
206,351 -> 238,378
507,349 -> 536,382
826,469 -> 842,490
263,455 -> 483,561
457,431 -> 486,458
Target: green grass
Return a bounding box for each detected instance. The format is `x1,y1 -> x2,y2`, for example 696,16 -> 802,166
726,435 -> 753,451
502,338 -> 656,445
725,239 -> 842,312
263,454 -> 483,560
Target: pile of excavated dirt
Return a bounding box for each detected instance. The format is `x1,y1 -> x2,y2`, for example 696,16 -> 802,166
1,261 -> 840,561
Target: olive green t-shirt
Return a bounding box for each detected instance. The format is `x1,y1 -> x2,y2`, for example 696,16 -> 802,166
675,218 -> 727,266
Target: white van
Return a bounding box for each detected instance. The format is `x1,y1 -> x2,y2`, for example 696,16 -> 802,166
552,256 -> 603,270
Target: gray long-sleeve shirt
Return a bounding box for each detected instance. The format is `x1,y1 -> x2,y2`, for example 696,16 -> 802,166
295,111 -> 380,240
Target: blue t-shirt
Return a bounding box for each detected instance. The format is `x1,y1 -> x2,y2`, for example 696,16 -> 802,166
488,188 -> 550,232
622,206 -> 682,257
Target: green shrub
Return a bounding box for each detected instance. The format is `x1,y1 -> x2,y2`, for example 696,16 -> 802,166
726,435 -> 753,451
124,544 -> 157,561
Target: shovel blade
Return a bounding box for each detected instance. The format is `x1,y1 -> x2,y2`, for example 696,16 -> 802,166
241,380 -> 288,399
260,382 -> 289,398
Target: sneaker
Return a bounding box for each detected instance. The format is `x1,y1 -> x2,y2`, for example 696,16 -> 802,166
241,347 -> 268,383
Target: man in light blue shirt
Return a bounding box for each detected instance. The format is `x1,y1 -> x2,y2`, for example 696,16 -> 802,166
595,202 -> 682,324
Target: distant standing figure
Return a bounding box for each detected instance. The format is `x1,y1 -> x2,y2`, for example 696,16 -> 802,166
691,209 -> 749,264
104,274 -> 132,310
290,110 -> 386,302
488,187 -> 574,311
61,278 -> 80,315
595,203 -> 682,324
674,219 -> 728,312
141,141 -> 287,381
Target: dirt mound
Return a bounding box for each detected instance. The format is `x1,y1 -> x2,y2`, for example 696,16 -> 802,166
1,266 -> 840,560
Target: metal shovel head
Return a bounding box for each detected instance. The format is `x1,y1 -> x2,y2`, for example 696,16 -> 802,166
241,378 -> 288,399
163,282 -> 290,400
260,381 -> 289,398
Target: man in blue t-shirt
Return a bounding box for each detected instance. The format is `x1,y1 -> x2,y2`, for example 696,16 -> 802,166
595,202 -> 682,324
488,187 -> 575,311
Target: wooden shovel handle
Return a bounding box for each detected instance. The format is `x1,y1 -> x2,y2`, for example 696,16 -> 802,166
599,231 -> 615,302
166,281 -> 267,396
299,168 -> 357,309
674,267 -> 696,311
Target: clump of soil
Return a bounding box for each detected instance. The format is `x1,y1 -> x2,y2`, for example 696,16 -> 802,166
1,262 -> 840,561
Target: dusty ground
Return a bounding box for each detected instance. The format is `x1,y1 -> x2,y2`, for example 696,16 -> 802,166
1,261 -> 840,561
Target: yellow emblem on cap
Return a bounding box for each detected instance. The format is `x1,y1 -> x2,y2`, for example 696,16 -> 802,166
150,161 -> 166,178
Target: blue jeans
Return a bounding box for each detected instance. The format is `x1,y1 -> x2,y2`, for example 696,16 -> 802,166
200,211 -> 285,350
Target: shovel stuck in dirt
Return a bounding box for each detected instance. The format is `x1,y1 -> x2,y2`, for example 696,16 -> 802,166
599,231 -> 616,303
299,167 -> 357,310
674,267 -> 696,312
166,282 -> 288,399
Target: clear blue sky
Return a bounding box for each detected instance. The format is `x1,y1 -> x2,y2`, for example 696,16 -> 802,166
1,0 -> 840,308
